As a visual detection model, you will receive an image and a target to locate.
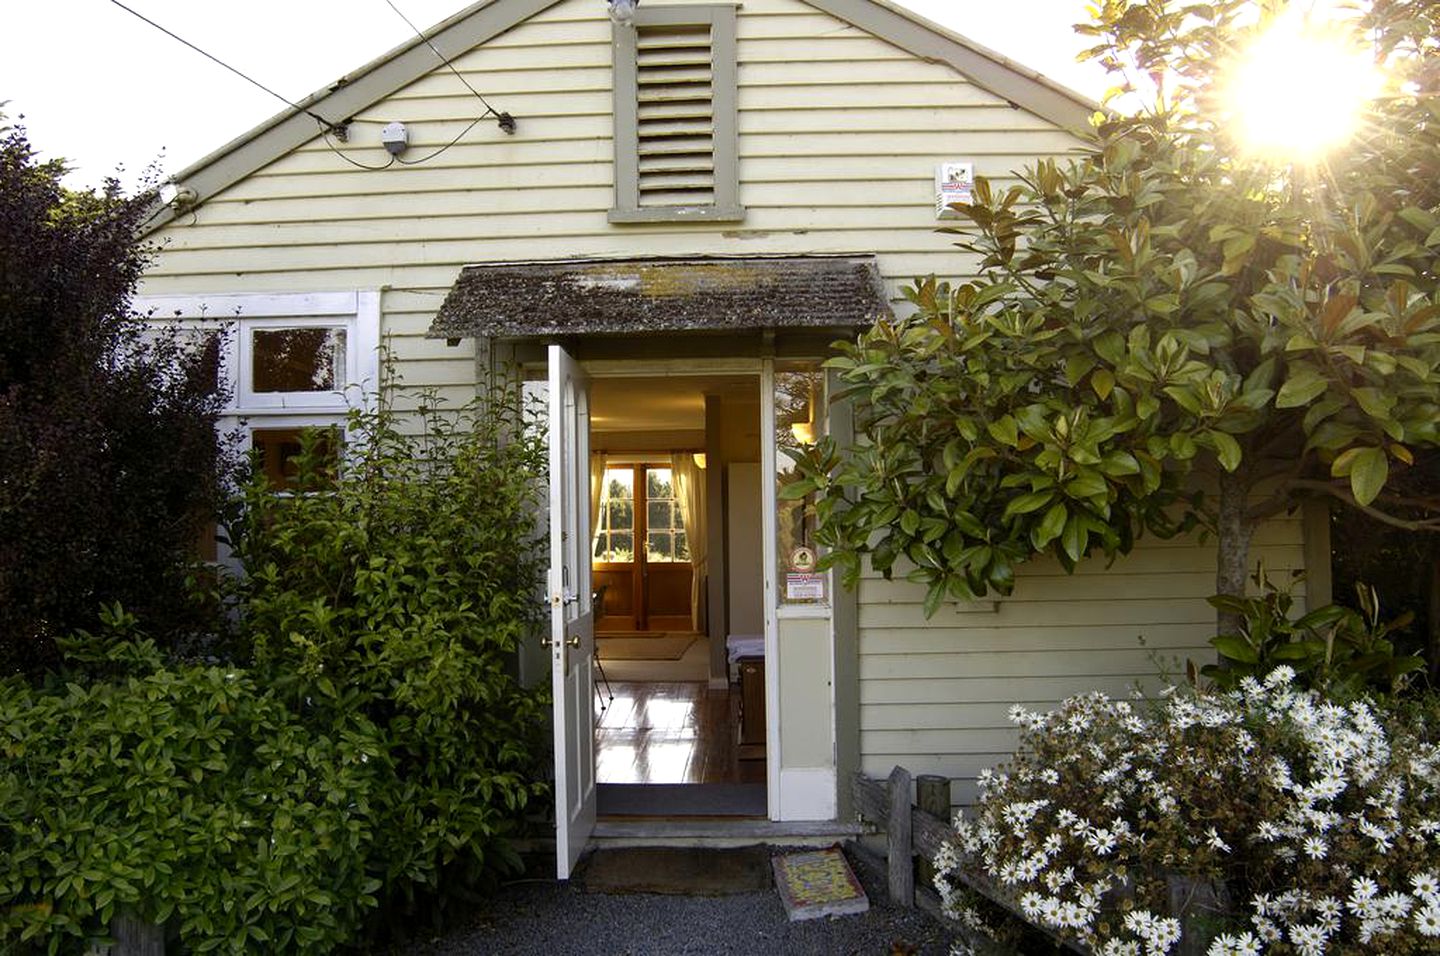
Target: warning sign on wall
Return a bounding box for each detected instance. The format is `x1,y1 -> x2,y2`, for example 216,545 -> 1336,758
935,161 -> 974,219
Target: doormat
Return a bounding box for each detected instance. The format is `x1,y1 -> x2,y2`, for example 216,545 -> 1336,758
596,635 -> 695,661
772,847 -> 870,921
597,782 -> 766,817
579,846 -> 772,896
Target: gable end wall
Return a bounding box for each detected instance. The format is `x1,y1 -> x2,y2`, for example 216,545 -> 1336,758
139,0 -> 1306,810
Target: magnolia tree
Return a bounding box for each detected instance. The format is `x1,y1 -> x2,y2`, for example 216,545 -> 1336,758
793,1 -> 1440,630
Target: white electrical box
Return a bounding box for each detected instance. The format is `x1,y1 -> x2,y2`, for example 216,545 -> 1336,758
935,161 -> 974,219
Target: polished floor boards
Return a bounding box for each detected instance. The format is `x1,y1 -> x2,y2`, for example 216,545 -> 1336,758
596,681 -> 764,786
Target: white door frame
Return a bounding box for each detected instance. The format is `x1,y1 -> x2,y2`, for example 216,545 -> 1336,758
759,357 -> 782,818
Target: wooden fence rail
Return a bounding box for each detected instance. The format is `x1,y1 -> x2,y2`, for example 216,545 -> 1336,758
852,767 -> 1086,956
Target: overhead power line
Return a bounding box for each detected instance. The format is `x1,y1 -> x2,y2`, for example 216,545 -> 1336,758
105,0 -> 343,135
382,0 -> 515,133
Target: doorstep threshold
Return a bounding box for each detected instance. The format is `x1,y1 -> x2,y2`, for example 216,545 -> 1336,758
592,817 -> 863,848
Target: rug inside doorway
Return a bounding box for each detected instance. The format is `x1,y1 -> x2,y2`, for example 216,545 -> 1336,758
578,846 -> 772,896
596,634 -> 696,661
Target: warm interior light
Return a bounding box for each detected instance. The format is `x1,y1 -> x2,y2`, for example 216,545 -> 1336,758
693,452 -> 706,470
790,422 -> 815,445
1221,12 -> 1380,162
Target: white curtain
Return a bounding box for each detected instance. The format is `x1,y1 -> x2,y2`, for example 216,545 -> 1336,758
589,453 -> 607,558
671,453 -> 707,633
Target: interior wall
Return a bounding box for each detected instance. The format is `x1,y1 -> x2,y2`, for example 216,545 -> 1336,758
727,462 -> 764,636
721,400 -> 761,462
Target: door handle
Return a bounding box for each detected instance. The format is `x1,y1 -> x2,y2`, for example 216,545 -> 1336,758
566,633 -> 582,649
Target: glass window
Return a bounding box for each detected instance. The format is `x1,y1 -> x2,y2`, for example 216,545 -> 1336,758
644,467 -> 689,563
591,465 -> 691,563
251,327 -> 346,393
594,467 -> 636,562
776,364 -> 826,605
252,426 -> 341,490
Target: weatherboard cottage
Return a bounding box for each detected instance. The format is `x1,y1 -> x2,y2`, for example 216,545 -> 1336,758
133,0 -> 1323,879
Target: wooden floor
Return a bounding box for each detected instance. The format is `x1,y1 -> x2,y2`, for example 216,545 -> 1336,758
596,681 -> 764,785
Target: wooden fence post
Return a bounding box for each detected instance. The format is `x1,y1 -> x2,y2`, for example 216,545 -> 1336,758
887,765 -> 914,907
88,911 -> 164,955
916,774 -> 951,890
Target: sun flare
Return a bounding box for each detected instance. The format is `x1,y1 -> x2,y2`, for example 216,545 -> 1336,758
1221,12 -> 1381,162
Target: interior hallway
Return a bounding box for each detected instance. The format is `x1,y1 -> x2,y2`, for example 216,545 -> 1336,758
595,681 -> 765,786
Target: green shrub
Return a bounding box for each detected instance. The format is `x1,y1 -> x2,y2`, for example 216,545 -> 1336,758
0,383 -> 551,952
0,611 -> 385,953
1202,569 -> 1425,699
0,125 -> 233,678
227,383 -> 551,914
938,675 -> 1440,955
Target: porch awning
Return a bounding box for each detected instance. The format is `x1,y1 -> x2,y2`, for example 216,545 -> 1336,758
426,254 -> 893,339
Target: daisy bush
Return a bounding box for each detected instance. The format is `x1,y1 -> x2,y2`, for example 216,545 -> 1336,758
935,669 -> 1440,955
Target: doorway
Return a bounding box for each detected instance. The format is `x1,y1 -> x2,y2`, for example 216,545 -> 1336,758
585,372 -> 767,810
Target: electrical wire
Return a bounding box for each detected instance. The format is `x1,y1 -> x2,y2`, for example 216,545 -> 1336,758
395,115 -> 486,165
381,0 -> 510,127
104,0 -> 343,136
321,129 -> 397,171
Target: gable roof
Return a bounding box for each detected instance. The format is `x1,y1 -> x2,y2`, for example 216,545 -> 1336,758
143,0 -> 1099,236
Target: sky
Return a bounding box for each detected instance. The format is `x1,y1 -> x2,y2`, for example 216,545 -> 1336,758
2,0 -> 1109,191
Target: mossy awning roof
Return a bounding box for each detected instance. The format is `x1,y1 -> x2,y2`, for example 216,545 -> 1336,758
427,255 -> 892,339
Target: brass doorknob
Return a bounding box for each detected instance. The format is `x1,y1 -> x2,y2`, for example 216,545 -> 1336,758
566,634 -> 582,649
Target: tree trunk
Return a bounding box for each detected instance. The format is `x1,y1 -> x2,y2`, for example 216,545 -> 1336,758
1215,470 -> 1256,637
1167,872 -> 1233,956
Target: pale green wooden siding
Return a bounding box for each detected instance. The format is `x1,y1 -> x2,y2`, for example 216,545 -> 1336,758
133,0 -> 1287,809
857,516 -> 1308,807
140,0 -> 1091,411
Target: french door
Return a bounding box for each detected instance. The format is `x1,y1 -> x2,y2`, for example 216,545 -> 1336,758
592,463 -> 693,632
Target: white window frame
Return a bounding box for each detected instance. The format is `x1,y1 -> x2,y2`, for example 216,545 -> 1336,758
133,290 -> 380,565
237,317 -> 353,410
133,290 -> 381,426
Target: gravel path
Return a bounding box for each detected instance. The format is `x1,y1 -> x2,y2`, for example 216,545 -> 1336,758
415,845 -> 962,956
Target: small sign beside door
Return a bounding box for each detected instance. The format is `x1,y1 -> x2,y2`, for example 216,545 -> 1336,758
785,573 -> 825,601
785,546 -> 825,601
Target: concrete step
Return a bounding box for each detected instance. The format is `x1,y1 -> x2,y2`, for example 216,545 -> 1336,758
590,818 -> 864,848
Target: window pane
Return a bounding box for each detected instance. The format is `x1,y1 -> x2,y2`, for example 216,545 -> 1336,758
593,467 -> 636,561
647,499 -> 672,531
647,531 -> 673,562
606,468 -> 635,499
608,500 -> 634,533
610,532 -> 633,561
252,328 -> 346,393
776,364 -> 827,605
674,531 -> 689,561
252,427 -> 340,489
647,468 -> 672,499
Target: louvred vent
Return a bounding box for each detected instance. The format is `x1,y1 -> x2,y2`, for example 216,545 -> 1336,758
635,22 -> 715,208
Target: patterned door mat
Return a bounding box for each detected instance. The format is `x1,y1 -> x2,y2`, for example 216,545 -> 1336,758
772,847 -> 870,921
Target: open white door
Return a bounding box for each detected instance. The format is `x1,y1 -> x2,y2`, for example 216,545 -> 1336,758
548,344 -> 596,880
